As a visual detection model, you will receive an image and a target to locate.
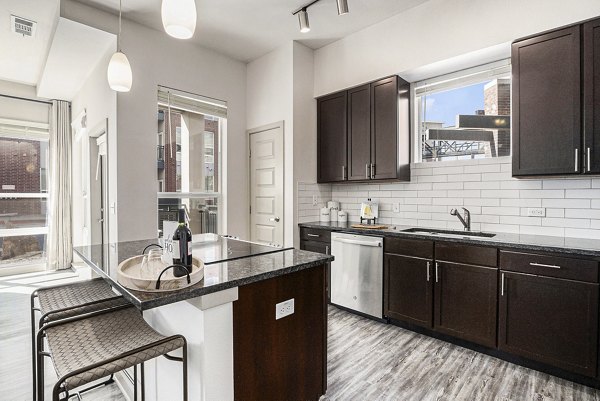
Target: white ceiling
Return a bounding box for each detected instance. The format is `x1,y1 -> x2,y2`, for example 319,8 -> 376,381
0,0 -> 60,85
37,18 -> 115,101
74,0 -> 430,62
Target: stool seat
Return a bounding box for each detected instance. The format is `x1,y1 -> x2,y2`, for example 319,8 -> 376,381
45,306 -> 185,391
37,278 -> 128,321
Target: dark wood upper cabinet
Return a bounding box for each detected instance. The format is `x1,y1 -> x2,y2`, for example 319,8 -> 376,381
384,254 -> 433,328
347,84 -> 371,181
317,75 -> 410,183
512,25 -> 581,176
317,91 -> 347,182
498,271 -> 598,377
434,261 -> 498,348
584,18 -> 600,174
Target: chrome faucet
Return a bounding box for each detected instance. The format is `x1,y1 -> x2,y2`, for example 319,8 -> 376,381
450,207 -> 471,231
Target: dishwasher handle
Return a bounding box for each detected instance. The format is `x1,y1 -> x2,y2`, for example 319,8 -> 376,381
331,237 -> 382,247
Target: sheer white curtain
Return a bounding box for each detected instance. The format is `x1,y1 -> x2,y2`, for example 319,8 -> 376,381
48,100 -> 72,270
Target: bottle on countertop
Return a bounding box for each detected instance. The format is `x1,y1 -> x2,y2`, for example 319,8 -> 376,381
172,208 -> 192,277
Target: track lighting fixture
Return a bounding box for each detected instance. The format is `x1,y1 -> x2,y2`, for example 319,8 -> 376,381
292,0 -> 349,33
336,0 -> 349,15
298,9 -> 310,33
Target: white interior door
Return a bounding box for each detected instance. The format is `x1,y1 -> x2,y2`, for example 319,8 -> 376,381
249,122 -> 284,247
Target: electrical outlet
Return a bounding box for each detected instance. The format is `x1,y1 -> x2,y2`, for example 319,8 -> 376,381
527,207 -> 546,217
312,195 -> 317,206
275,298 -> 295,320
393,203 -> 400,213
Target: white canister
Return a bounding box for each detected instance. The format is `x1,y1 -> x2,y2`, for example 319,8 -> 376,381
327,201 -> 340,222
320,207 -> 331,222
337,210 -> 348,223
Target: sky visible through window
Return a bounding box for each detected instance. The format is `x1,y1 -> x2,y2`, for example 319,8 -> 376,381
423,82 -> 486,127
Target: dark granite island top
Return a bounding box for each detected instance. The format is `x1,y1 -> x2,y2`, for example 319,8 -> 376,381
300,221 -> 600,258
74,237 -> 333,310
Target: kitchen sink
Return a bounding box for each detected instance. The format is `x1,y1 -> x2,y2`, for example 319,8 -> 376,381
401,228 -> 496,238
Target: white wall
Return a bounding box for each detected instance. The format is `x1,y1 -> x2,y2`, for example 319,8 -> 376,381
314,0 -> 600,96
61,0 -> 247,242
70,41 -> 118,246
246,42 -> 317,247
246,43 -> 294,246
0,80 -> 49,123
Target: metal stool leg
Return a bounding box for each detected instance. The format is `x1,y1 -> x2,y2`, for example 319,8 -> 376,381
36,331 -> 46,401
182,342 -> 188,401
31,291 -> 38,401
141,362 -> 145,401
134,364 -> 138,401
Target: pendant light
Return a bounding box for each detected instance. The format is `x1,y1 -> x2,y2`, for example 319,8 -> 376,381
107,0 -> 132,92
161,0 -> 197,39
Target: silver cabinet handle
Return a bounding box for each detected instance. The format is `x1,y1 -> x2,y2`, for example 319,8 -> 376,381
325,245 -> 329,255
501,272 -> 505,296
426,261 -> 430,282
371,163 -> 375,179
342,165 -> 347,180
269,217 -> 280,222
575,148 -> 579,172
435,262 -> 439,283
366,163 -> 370,179
307,233 -> 320,238
530,262 -> 561,269
588,147 -> 591,172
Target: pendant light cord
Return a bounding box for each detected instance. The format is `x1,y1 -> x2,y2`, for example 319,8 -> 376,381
118,0 -> 122,51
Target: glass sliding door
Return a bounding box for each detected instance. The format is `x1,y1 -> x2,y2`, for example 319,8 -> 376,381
0,119 -> 50,275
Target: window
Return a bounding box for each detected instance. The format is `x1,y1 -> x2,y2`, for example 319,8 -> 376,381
414,60 -> 511,162
0,118 -> 49,271
156,87 -> 226,237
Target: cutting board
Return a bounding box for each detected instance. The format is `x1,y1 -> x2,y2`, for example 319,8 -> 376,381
351,224 -> 388,229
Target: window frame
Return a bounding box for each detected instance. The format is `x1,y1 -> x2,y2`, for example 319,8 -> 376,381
412,59 -> 512,163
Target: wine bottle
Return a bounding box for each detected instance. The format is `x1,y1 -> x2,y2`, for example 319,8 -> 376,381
172,208 -> 192,277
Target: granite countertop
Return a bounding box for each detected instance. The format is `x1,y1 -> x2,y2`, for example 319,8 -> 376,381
299,221 -> 600,258
74,238 -> 333,310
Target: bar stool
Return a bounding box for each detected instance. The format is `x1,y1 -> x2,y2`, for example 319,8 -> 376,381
31,279 -> 130,400
37,304 -> 188,401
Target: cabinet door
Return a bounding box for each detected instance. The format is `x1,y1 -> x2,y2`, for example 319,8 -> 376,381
347,84 -> 371,181
371,77 -> 398,180
584,18 -> 600,173
300,240 -> 331,301
499,271 -> 598,377
512,26 -> 581,176
434,261 -> 498,348
384,254 -> 432,328
317,91 -> 347,182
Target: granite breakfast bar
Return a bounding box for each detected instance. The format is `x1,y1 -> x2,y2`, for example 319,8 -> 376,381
74,237 -> 333,401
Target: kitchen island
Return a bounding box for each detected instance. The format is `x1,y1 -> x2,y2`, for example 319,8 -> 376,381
74,237 -> 333,401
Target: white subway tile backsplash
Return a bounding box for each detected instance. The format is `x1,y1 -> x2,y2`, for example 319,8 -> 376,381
299,158 -> 600,239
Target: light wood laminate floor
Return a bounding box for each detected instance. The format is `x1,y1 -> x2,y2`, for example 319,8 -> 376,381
3,271 -> 600,401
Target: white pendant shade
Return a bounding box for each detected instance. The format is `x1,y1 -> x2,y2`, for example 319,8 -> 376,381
162,0 -> 197,39
107,51 -> 133,92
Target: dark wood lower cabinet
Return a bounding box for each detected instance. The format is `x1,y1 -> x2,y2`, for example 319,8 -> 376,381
384,254 -> 432,328
434,262 -> 498,348
300,239 -> 331,300
233,266 -> 326,401
498,271 -> 599,377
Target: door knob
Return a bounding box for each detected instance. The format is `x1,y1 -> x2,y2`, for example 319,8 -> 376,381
270,217 -> 280,222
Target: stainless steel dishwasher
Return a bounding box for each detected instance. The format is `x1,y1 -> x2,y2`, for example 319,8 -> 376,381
330,232 -> 383,319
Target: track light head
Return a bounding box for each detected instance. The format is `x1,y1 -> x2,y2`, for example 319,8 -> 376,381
336,0 -> 349,15
298,9 -> 310,33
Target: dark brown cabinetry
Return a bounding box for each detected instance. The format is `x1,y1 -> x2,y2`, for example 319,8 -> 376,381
300,228 -> 331,300
584,18 -> 600,173
384,238 -> 434,328
513,17 -> 600,176
498,250 -> 599,377
317,91 -> 347,182
317,76 -> 410,183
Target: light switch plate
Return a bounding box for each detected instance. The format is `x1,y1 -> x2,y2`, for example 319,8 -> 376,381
312,195 -> 317,206
275,298 -> 294,320
527,207 -> 546,217
393,203 -> 400,213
